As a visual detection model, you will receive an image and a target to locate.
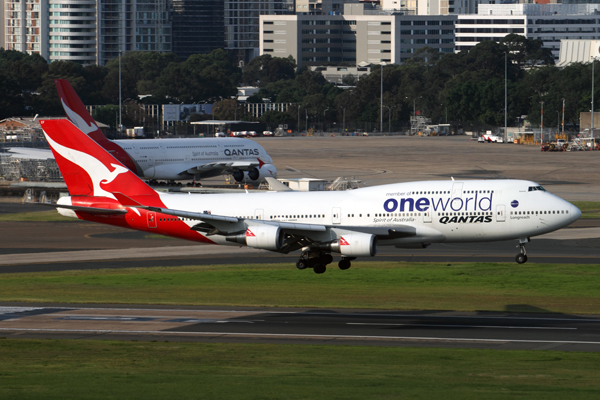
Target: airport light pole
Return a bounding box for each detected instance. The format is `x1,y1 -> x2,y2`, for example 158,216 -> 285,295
380,62 -> 385,134
540,101 -> 544,143
383,105 -> 391,133
505,51 -> 508,142
119,51 -> 122,134
323,108 -> 329,132
305,109 -> 308,133
297,105 -> 301,133
562,98 -> 565,137
342,107 -> 346,134
593,58 -> 596,138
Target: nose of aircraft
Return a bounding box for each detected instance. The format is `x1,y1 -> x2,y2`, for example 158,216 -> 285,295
570,203 -> 582,223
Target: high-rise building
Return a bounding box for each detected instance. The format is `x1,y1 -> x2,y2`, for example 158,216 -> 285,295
170,0 -> 224,60
99,0 -> 171,65
3,0 -> 172,65
225,0 -> 294,66
4,0 -> 49,58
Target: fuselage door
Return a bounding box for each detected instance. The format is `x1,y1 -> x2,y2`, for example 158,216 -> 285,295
423,210 -> 432,223
254,209 -> 264,220
451,182 -> 463,198
332,207 -> 341,224
147,211 -> 157,228
496,205 -> 506,222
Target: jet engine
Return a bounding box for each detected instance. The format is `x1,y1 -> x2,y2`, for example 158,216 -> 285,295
226,224 -> 284,251
232,164 -> 277,183
329,233 -> 377,257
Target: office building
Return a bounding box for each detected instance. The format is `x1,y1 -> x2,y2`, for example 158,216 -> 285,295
260,5 -> 456,68
455,4 -> 600,61
170,0 -> 224,60
225,0 -> 294,66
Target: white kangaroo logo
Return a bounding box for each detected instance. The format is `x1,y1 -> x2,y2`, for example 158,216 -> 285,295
44,133 -> 128,200
61,99 -> 99,135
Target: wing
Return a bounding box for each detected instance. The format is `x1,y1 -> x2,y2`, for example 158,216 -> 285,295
5,147 -> 55,160
184,160 -> 263,174
112,192 -> 418,253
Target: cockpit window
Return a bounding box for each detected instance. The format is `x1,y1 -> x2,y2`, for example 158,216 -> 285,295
528,186 -> 546,192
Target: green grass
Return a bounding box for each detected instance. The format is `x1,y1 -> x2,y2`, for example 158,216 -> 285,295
2,262 -> 600,314
571,201 -> 600,219
0,340 -> 598,400
0,209 -> 75,222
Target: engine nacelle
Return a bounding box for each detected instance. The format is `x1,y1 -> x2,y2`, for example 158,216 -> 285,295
232,164 -> 277,182
230,224 -> 284,251
329,233 -> 377,257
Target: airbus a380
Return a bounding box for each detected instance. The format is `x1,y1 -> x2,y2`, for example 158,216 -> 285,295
39,119 -> 580,273
54,79 -> 277,183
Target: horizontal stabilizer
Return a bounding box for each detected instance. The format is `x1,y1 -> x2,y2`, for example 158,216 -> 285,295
112,192 -> 144,207
265,177 -> 293,192
30,201 -> 127,215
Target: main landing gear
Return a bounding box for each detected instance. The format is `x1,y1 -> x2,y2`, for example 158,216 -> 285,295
516,237 -> 530,264
296,252 -> 355,274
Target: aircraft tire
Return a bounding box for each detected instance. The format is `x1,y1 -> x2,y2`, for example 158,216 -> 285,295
296,259 -> 308,270
338,259 -> 351,270
515,254 -> 527,264
314,264 -> 326,274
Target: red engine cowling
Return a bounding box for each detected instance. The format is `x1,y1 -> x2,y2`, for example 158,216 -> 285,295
330,233 -> 377,257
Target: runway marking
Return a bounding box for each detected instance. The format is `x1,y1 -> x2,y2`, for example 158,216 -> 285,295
9,307 -> 600,323
0,327 -> 598,346
346,323 -> 577,330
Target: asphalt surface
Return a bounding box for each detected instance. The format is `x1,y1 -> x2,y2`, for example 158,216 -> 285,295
1,304 -> 599,351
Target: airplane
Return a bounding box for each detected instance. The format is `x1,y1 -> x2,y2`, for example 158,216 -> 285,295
38,119 -> 581,273
54,79 -> 277,183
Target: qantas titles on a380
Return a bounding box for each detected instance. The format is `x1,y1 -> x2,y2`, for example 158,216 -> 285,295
54,79 -> 276,183
39,119 -> 580,273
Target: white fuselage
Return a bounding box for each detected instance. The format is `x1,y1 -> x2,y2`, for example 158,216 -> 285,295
112,137 -> 273,180
156,179 -> 579,247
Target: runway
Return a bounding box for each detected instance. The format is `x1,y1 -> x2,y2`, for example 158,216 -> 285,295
1,304 -> 599,351
1,216 -> 599,273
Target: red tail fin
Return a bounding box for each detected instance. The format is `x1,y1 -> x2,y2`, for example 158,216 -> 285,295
54,79 -> 108,144
40,119 -> 159,204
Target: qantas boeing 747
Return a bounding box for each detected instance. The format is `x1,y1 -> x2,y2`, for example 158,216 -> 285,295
39,119 -> 581,273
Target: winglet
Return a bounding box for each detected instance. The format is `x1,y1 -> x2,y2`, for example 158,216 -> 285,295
257,158 -> 265,168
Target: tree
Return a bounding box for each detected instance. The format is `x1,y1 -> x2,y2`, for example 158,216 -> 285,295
501,34 -> 554,68
258,110 -> 295,125
92,104 -> 120,129
37,61 -> 86,116
213,99 -> 245,120
242,54 -> 296,86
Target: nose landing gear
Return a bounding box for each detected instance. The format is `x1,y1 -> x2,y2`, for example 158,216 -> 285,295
516,237 -> 529,264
